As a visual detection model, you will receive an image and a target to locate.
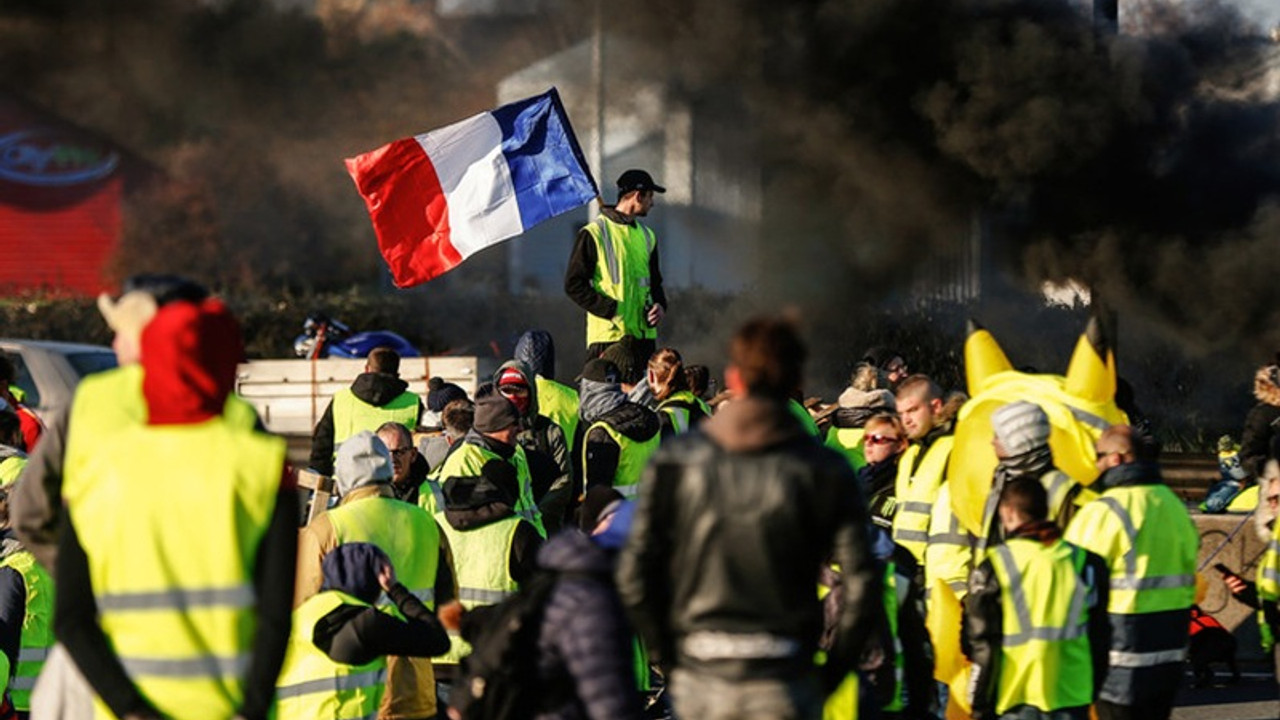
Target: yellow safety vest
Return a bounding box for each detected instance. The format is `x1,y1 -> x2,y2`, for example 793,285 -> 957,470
276,590 -> 386,720
824,427 -> 867,472
1064,483 -> 1198,679
431,514 -> 525,665
0,549 -> 54,711
433,440 -> 545,537
327,495 -> 440,610
64,365 -> 259,484
584,216 -> 658,345
987,538 -> 1094,714
0,455 -> 25,487
536,376 -> 580,447
583,421 -> 660,499
893,436 -> 954,561
1258,538 -> 1280,650
64,417 -> 285,720
657,391 -> 710,436
331,387 -> 420,452
788,399 -> 821,437
925,482 -> 974,606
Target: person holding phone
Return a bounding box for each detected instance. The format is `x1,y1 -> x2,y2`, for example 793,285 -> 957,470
1221,458 -> 1280,687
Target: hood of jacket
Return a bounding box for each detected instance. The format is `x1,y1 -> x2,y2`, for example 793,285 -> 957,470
579,378 -> 627,424
593,401 -> 660,443
351,372 -> 411,407
1095,460 -> 1162,491
701,395 -> 808,453
513,330 -> 556,381
537,529 -> 613,574
493,359 -> 540,420
1257,366 -> 1280,407
0,532 -> 23,564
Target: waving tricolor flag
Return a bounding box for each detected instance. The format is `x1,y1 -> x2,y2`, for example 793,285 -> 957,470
345,88 -> 598,287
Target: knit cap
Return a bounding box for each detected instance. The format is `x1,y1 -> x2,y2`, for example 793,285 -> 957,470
426,377 -> 468,413
991,401 -> 1051,456
320,543 -> 389,605
335,430 -> 393,496
473,394 -> 520,433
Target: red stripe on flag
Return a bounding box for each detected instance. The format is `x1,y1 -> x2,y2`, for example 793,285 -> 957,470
345,138 -> 461,287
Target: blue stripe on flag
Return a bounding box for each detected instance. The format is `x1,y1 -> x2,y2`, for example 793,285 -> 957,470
492,88 -> 599,231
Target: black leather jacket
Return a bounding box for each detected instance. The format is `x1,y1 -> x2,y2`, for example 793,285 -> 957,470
616,395 -> 878,687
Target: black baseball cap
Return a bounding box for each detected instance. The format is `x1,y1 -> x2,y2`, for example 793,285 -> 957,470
616,169 -> 666,196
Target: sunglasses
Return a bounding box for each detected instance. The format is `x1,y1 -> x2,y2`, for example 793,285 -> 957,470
865,434 -> 902,446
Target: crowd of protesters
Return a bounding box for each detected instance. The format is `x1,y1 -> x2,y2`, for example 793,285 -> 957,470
0,258 -> 1273,720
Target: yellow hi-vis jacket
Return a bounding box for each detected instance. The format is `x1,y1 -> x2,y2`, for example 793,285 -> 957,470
433,439 -> 545,537
657,390 -> 711,436
326,495 -> 441,611
986,538 -> 1095,714
893,435 -> 954,561
925,482 -> 975,607
1,549 -> 54,711
276,590 -> 386,720
1064,480 -> 1198,703
584,216 -> 657,346
582,421 -> 660,500
429,513 -> 525,666
536,375 -> 580,447
331,387 -> 420,453
64,417 -> 285,720
1257,538 -> 1280,650
824,427 -> 868,472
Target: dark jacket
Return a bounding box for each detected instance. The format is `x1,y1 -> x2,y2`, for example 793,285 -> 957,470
857,456 -> 901,531
309,372 -> 426,476
563,206 -> 667,321
532,531 -> 645,720
313,582 -> 450,665
963,521 -> 1110,720
437,431 -> 544,584
616,395 -> 878,688
0,535 -> 27,675
1241,365 -> 1280,479
583,403 -> 660,493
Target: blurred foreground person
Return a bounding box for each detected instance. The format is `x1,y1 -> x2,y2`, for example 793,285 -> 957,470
964,477 -> 1110,720
278,543 -> 450,720
56,298 -> 296,720
617,316 -> 877,720
1063,426 -> 1198,720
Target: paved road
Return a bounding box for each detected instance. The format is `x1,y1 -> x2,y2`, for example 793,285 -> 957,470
1174,664 -> 1277,720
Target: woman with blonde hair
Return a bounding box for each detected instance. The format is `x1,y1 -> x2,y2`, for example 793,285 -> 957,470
648,348 -> 711,439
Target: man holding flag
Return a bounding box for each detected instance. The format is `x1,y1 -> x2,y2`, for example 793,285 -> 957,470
564,169 -> 668,361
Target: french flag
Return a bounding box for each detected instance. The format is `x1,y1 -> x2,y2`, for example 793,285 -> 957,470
345,88 -> 599,288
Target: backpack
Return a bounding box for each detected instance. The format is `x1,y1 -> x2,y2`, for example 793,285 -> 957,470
456,569 -> 582,720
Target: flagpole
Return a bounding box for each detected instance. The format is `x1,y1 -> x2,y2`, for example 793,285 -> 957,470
589,0 -> 604,220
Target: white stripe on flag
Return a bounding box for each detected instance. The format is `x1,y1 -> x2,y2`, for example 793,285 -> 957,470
416,113 -> 523,260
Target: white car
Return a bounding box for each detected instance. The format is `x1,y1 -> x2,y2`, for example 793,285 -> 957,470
0,340 -> 117,423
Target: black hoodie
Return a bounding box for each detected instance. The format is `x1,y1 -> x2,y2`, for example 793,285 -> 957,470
309,372 -> 426,476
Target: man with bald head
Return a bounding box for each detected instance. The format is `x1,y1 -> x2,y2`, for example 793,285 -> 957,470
1064,425 -> 1198,720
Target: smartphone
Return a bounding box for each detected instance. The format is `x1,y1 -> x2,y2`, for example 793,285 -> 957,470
1213,563 -> 1234,576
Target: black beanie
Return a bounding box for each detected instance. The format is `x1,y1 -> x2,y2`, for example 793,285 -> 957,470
320,542 -> 389,605
474,394 -> 520,432
427,377 -> 468,413
600,337 -> 646,385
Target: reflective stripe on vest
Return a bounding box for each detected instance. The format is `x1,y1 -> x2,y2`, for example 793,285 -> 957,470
276,590 -> 386,720
583,420 -> 660,495
585,217 -> 657,344
331,387 -> 420,452
431,512 -> 524,665
988,539 -> 1095,714
328,495 -> 441,611
0,551 -> 53,711
924,483 -> 975,607
892,436 -> 954,561
1093,495 -> 1196,610
64,417 -> 284,720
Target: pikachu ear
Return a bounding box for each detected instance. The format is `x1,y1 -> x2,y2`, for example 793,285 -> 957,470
964,319 -> 1013,396
1064,315 -> 1117,404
